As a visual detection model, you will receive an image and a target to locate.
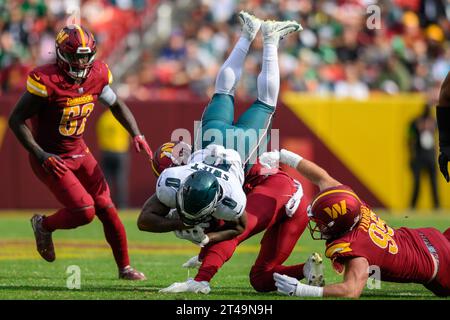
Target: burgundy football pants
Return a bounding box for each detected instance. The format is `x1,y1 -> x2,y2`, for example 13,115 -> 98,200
29,150 -> 130,269
195,171 -> 309,292
422,227 -> 450,297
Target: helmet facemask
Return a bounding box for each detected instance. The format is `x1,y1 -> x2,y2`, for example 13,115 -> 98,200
57,47 -> 96,80
176,185 -> 220,226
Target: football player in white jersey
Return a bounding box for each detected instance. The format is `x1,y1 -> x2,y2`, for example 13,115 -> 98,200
138,12 -> 302,248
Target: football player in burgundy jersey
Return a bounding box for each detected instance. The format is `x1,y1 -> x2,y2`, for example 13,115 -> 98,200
8,25 -> 152,280
138,141 -> 324,294
259,149 -> 450,298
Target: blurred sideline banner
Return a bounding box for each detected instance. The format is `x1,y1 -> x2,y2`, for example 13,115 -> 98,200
0,93 -> 448,211
283,92 -> 449,210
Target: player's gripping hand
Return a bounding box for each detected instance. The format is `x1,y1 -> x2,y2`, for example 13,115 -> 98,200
38,152 -> 68,178
274,273 -> 324,297
438,146 -> 450,182
174,225 -> 210,247
259,150 -> 280,169
260,149 -> 303,169
133,135 -> 153,159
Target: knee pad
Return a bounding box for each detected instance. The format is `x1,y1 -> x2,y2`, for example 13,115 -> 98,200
94,195 -> 114,211
74,206 -> 96,226
249,265 -> 275,293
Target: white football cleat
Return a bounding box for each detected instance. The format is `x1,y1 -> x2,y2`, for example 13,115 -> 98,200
303,252 -> 325,287
262,19 -> 303,46
159,279 -> 211,294
238,11 -> 262,41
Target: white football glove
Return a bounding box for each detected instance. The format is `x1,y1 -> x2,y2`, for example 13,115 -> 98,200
273,273 -> 323,297
260,149 -> 303,170
174,225 -> 210,247
159,278 -> 211,294
182,255 -> 202,269
259,150 -> 280,169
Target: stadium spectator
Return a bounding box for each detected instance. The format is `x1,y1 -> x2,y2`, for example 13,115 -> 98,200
1,0 -> 449,99
408,104 -> 440,209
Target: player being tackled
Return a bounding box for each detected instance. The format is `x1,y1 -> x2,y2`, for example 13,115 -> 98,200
138,11 -> 306,294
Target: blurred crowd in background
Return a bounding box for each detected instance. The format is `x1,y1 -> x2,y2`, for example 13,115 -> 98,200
0,0 -> 151,94
1,0 -> 450,102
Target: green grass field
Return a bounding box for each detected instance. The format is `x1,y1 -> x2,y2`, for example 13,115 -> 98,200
0,210 -> 448,300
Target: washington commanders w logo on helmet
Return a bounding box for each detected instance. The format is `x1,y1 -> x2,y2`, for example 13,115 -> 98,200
151,140 -> 192,177
56,25 -> 96,80
307,186 -> 364,240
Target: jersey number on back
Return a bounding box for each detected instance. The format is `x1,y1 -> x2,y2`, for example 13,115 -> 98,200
368,214 -> 398,254
59,103 -> 94,136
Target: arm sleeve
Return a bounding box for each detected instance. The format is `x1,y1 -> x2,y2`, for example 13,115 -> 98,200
99,85 -> 118,106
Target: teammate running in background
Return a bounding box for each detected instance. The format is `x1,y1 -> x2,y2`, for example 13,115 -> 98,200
259,149 -> 450,298
9,25 -> 152,280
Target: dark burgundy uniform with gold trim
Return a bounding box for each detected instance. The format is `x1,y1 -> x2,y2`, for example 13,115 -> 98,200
27,60 -> 112,155
26,61 -> 131,269
195,162 -> 309,292
324,191 -> 450,296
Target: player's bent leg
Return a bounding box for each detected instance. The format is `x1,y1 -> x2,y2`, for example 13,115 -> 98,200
420,228 -> 450,297
77,153 -> 146,280
249,197 -> 309,292
192,202 -> 266,284
444,227 -> 450,242
194,238 -> 239,283
29,155 -> 97,262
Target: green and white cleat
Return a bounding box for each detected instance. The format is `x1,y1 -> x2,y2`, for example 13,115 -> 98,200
238,11 -> 262,41
303,252 -> 325,287
261,19 -> 303,46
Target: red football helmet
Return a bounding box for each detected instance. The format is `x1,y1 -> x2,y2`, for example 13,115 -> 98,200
307,185 -> 363,240
151,140 -> 192,177
55,25 -> 96,80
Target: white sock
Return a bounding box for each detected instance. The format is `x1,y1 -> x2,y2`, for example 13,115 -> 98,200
214,36 -> 251,96
257,43 -> 279,106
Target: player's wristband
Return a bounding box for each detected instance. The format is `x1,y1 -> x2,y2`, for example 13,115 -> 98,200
295,283 -> 324,297
280,149 -> 303,168
437,106 -> 450,147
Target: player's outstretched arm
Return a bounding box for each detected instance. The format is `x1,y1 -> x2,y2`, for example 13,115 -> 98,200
322,257 -> 369,298
274,256 -> 369,299
108,98 -> 153,158
436,71 -> 450,182
260,149 -> 341,191
137,194 -> 187,232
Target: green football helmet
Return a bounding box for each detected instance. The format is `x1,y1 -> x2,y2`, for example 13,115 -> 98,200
176,170 -> 221,226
